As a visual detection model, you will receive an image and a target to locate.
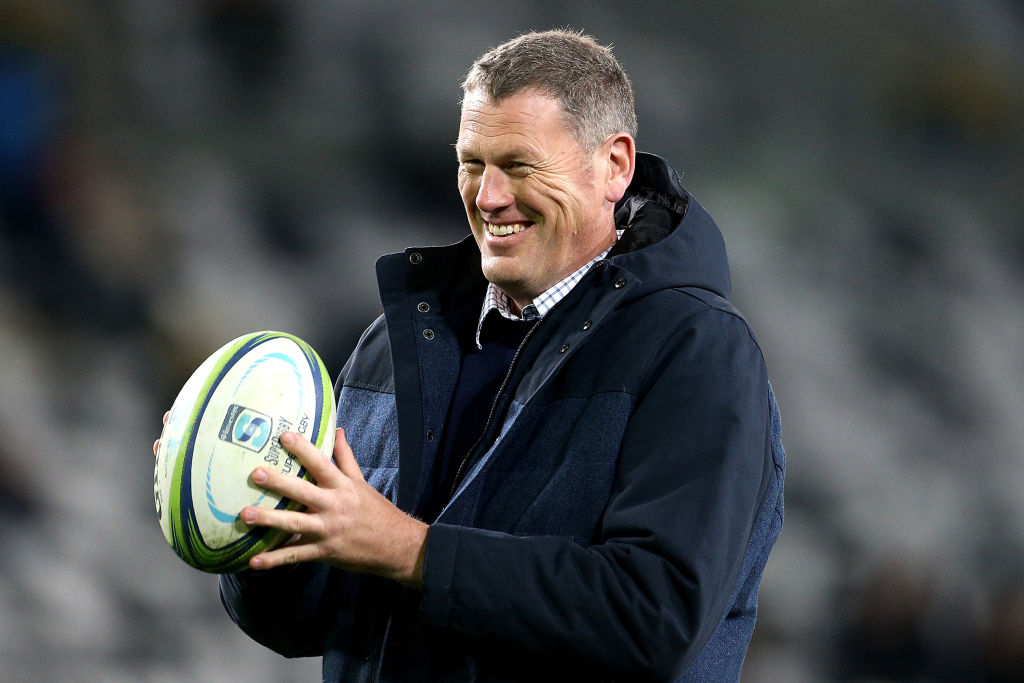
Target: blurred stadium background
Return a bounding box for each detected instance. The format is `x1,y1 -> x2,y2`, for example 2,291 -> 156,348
1,1 -> 1022,681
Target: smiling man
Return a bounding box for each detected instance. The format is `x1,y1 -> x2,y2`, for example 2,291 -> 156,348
456,89 -> 631,312
216,29 -> 786,681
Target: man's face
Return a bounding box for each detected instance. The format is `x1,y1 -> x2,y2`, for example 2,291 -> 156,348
456,90 -> 617,311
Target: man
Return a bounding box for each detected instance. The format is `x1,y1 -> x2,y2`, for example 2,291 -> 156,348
217,29 -> 785,681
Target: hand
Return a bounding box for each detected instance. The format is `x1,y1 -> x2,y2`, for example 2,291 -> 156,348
241,428 -> 429,588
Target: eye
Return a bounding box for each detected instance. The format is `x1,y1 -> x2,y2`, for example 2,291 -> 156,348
459,159 -> 484,174
505,161 -> 533,176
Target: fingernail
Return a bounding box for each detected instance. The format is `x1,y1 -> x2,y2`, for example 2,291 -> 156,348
252,469 -> 268,485
280,431 -> 295,446
250,556 -> 263,570
241,508 -> 257,523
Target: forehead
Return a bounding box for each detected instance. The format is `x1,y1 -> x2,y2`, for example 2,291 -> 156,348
456,90 -> 574,155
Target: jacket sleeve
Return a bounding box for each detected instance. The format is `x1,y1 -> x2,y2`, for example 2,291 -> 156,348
418,305 -> 772,679
219,556 -> 401,661
218,564 -> 334,657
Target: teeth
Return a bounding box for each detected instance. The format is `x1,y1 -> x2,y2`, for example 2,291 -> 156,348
485,222 -> 528,236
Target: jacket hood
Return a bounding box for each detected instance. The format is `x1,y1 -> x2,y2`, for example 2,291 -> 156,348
609,152 -> 731,299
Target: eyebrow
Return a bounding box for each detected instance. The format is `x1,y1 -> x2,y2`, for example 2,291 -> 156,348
455,144 -> 536,164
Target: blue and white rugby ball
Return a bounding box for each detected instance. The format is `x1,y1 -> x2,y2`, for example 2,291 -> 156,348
153,331 -> 336,573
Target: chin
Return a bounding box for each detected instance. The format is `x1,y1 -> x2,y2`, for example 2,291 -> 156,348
484,271 -> 526,298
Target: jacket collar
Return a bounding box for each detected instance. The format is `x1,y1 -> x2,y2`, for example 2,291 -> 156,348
609,152 -> 731,300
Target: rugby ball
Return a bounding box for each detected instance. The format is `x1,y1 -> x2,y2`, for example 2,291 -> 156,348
153,331 -> 337,573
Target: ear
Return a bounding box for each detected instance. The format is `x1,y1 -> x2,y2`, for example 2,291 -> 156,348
602,133 -> 636,204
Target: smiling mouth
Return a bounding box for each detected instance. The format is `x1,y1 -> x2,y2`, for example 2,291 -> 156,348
485,221 -> 531,237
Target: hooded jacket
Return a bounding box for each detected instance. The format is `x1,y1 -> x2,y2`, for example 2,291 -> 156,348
220,153 -> 786,681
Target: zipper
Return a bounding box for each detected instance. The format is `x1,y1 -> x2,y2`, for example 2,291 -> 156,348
447,316 -> 545,502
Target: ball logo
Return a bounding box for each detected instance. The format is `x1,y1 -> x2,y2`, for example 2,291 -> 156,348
219,404 -> 273,452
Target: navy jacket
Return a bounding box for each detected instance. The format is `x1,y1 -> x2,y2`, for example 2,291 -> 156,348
220,153 -> 786,681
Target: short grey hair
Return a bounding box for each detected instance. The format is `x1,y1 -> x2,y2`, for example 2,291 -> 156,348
461,29 -> 638,152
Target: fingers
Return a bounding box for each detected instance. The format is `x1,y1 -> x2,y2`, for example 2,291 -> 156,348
250,464 -> 323,509
248,430 -> 347,508
240,508 -> 324,570
241,505 -> 318,537
280,431 -> 342,487
154,411 -> 170,458
333,428 -> 365,482
249,540 -> 322,570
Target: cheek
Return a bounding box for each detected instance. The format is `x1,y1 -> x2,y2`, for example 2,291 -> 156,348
550,190 -> 588,239
458,179 -> 482,219
457,174 -> 474,202
527,175 -> 583,222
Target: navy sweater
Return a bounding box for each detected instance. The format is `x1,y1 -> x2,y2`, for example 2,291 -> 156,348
420,312 -> 533,522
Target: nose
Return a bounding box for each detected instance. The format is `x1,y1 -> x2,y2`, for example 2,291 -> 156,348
475,166 -> 514,215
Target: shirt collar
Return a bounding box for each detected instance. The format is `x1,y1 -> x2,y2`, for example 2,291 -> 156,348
475,230 -> 623,348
